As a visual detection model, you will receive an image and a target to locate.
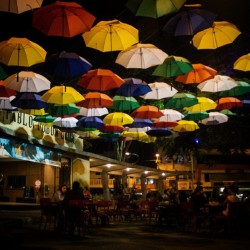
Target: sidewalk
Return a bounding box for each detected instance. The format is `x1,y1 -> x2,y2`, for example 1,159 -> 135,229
0,209 -> 249,250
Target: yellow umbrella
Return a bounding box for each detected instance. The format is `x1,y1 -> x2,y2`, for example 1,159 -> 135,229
18,108 -> 47,116
120,131 -> 148,140
0,37 -> 47,67
192,21 -> 241,49
103,112 -> 134,126
82,19 -> 139,52
42,86 -> 84,105
172,120 -> 199,132
233,53 -> 250,72
184,97 -> 217,112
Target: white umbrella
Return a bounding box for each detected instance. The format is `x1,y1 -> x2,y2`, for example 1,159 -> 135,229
201,111 -> 228,125
197,75 -> 237,93
141,82 -> 178,100
115,43 -> 168,69
0,96 -> 17,110
125,126 -> 151,132
159,109 -> 184,121
4,71 -> 51,92
53,117 -> 78,128
77,107 -> 109,117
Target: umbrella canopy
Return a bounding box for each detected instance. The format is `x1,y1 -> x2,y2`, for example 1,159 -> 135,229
0,81 -> 17,98
77,107 -> 109,117
218,81 -> 250,97
184,97 -> 217,112
163,6 -> 217,36
77,116 -> 104,130
18,108 -> 47,116
115,77 -> 151,97
159,108 -> 184,121
120,131 -> 149,141
183,111 -> 209,122
103,112 -> 134,126
141,82 -> 178,100
0,66 -> 8,80
153,120 -> 178,128
110,96 -> 140,111
131,105 -> 164,119
100,124 -> 124,133
32,1 -> 96,38
126,0 -> 186,18
172,120 -> 199,132
115,43 -> 168,69
152,55 -> 193,78
11,93 -> 48,109
42,85 -> 84,105
192,21 -> 241,49
45,51 -> 92,79
77,69 -> 124,91
165,93 -> 198,109
146,128 -> 173,137
128,118 -> 153,128
82,19 -> 139,52
33,115 -> 56,126
4,71 -> 50,92
233,53 -> 250,72
53,116 -> 78,129
200,111 -> 228,125
77,92 -> 113,108
215,97 -> 243,110
175,64 -> 217,84
46,103 -> 80,117
0,37 -> 47,67
0,97 -> 17,110
197,75 -> 237,93
0,0 -> 43,14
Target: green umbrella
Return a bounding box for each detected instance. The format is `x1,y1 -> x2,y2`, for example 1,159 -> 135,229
109,96 -> 140,111
33,115 -> 56,126
165,93 -> 198,109
218,81 -> 250,97
46,103 -> 80,117
220,109 -> 236,116
183,111 -> 209,122
0,66 -> 8,80
152,55 -> 193,78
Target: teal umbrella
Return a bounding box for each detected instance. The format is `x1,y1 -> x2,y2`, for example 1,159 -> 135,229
218,81 -> 250,97
109,96 -> 140,111
152,55 -> 193,78
183,111 -> 209,122
165,93 -> 198,109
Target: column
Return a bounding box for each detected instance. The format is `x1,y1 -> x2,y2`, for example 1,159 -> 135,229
140,174 -> 147,200
101,170 -> 110,200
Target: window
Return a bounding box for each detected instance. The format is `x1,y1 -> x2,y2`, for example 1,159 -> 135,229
8,176 -> 26,189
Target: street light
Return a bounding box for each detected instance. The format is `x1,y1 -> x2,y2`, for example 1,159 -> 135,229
155,153 -> 160,169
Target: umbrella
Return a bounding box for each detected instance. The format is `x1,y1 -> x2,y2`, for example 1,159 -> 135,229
0,37 -> 46,67
115,77 -> 151,97
42,85 -> 84,105
0,97 -> 17,110
175,64 -> 217,84
77,116 -> 105,130
46,103 -> 80,117
131,105 -> 164,119
165,93 -> 198,109
183,111 -> 209,122
77,69 -> 124,91
159,108 -> 184,121
218,81 -> 250,97
126,0 -> 186,18
125,126 -> 151,133
163,6 -> 217,36
53,117 -> 78,129
220,109 -> 236,116
115,43 -> 168,69
233,53 -> 250,72
103,112 -> 134,126
18,108 -> 47,116
192,21 -> 241,50
120,131 -> 149,141
146,128 -> 173,137
100,124 -> 124,133
82,19 -> 139,52
0,66 -> 8,80
76,130 -> 100,139
128,118 -> 153,128
77,107 -> 109,117
32,1 -> 96,38
215,97 -> 243,110
109,96 -> 140,111
3,71 -> 50,92
153,120 -> 178,128
141,82 -> 178,100
0,0 -> 43,14
172,120 -> 199,132
200,111 -> 228,125
184,97 -> 217,112
197,75 -> 237,93
33,115 -> 56,126
0,81 -> 16,98
77,92 -> 113,108
45,51 -> 92,79
11,93 -> 48,109
152,55 -> 193,78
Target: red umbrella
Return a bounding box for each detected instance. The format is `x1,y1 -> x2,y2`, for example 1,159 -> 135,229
32,1 -> 96,38
77,69 -> 124,91
215,97 -> 243,110
0,80 -> 17,98
100,124 -> 125,133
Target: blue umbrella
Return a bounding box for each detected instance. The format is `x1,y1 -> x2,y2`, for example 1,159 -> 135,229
128,118 -> 153,128
45,51 -> 92,79
115,77 -> 151,97
77,116 -> 104,130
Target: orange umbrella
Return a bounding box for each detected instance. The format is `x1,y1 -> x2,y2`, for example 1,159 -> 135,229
215,97 -> 243,110
77,69 -> 124,91
153,120 -> 178,128
77,92 -> 113,108
131,105 -> 163,119
0,80 -> 17,98
32,1 -> 96,38
175,64 -> 217,84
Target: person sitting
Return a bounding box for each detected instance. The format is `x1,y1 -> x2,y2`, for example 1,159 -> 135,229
83,186 -> 92,200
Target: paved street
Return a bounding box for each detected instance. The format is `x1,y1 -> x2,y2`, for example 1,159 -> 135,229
0,209 -> 249,250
